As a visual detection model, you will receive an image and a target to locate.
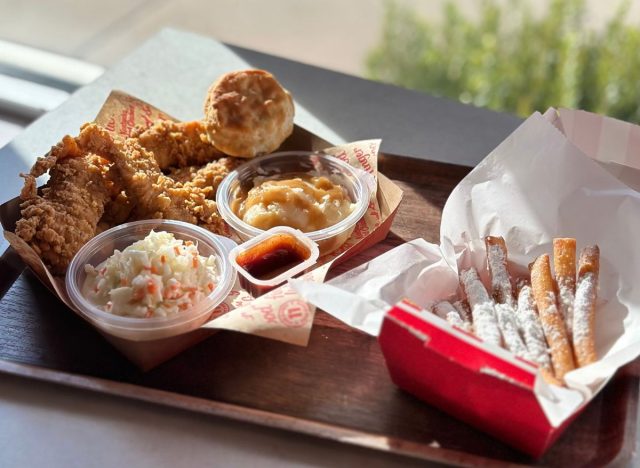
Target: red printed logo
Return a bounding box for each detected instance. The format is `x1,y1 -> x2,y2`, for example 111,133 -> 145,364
278,300 -> 310,328
213,302 -> 230,315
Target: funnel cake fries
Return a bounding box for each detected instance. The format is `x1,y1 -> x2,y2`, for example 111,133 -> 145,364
204,70 -> 295,157
428,237 -> 602,386
485,237 -> 528,358
459,268 -> 502,347
15,136 -> 115,274
554,238 -> 577,338
516,280 -> 557,385
530,254 -> 576,380
494,303 -> 529,359
485,236 -> 515,307
573,246 -> 600,367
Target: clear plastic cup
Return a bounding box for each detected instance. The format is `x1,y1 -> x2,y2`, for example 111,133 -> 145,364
228,226 -> 319,297
216,151 -> 375,256
65,219 -> 237,341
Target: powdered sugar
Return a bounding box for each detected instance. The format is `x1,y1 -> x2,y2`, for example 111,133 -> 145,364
557,278 -> 575,338
434,301 -> 472,332
453,300 -> 473,325
573,272 -> 596,343
460,268 -> 491,304
487,243 -> 514,307
472,302 -> 502,346
460,268 -> 502,346
541,305 -> 564,342
516,285 -> 551,368
494,303 -> 528,358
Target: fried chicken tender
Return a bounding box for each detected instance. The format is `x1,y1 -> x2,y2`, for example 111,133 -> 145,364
77,123 -> 225,234
15,136 -> 114,274
204,69 -> 294,157
131,120 -> 226,170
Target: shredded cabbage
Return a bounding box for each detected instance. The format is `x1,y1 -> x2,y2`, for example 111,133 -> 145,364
83,231 -> 219,318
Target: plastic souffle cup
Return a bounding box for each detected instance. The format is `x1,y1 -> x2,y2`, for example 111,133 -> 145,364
216,151 -> 376,256
229,226 -> 320,297
65,219 -> 237,341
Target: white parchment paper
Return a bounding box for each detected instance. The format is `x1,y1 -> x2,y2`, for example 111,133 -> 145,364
292,110 -> 640,427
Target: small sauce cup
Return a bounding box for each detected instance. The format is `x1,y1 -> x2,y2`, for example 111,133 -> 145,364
229,226 -> 319,297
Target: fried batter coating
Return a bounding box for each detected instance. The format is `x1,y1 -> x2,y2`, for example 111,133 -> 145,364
166,157 -> 243,198
97,191 -> 134,233
204,69 -> 294,157
131,120 -> 225,170
77,124 -> 225,234
15,136 -> 114,274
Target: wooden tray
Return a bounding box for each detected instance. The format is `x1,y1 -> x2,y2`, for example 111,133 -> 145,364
0,154 -> 637,466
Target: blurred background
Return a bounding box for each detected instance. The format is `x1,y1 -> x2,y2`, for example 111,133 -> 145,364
1,0 -> 640,146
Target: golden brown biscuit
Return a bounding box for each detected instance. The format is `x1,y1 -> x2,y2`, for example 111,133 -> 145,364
203,69 -> 294,157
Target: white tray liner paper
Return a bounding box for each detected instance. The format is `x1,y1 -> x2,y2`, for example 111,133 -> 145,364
292,109 -> 640,428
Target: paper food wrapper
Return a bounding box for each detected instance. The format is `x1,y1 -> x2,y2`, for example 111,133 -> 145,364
292,108 -> 640,428
1,91 -> 403,370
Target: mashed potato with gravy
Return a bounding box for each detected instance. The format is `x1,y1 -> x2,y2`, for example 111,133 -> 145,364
232,174 -> 355,232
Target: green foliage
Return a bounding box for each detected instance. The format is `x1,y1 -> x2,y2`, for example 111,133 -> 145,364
366,0 -> 640,123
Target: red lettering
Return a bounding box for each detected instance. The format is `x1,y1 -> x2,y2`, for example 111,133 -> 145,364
119,106 -> 136,136
353,147 -> 373,174
332,150 -> 349,163
367,201 -> 381,224
105,117 -> 116,132
251,304 -> 278,323
266,287 -> 289,300
140,113 -> 153,127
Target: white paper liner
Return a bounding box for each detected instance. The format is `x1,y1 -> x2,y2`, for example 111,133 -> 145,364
292,109 -> 640,428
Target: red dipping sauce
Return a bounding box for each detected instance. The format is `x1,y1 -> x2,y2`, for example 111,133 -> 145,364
236,233 -> 311,280
231,230 -> 318,297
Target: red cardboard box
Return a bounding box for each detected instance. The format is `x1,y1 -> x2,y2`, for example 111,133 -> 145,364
378,300 -> 584,457
293,109 -> 640,458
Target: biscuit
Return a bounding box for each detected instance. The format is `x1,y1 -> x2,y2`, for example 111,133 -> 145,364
204,69 -> 295,158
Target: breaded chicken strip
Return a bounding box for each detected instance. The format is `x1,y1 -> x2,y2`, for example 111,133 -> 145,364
77,123 -> 225,234
15,136 -> 114,274
131,120 -> 225,170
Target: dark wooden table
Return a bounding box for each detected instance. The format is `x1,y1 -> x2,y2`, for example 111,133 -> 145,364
1,29 -> 636,467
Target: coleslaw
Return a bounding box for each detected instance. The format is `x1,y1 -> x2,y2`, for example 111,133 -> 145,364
82,230 -> 219,318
